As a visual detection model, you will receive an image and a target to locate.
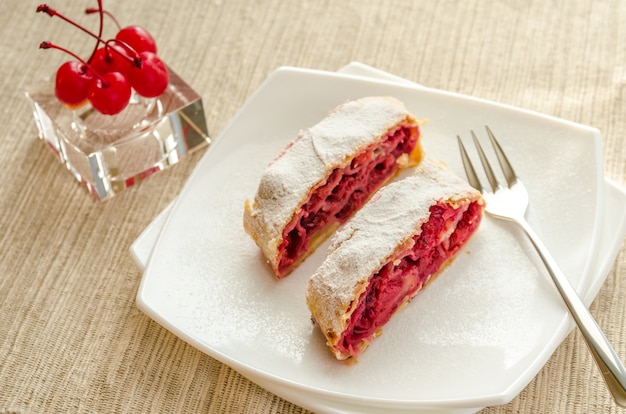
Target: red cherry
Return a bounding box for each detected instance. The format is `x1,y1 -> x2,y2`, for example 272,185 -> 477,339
129,52 -> 169,98
38,4 -> 168,114
89,45 -> 133,76
54,60 -> 93,106
87,71 -> 132,115
116,26 -> 157,54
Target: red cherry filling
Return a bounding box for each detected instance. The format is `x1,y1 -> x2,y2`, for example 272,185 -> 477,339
337,200 -> 484,359
276,123 -> 420,277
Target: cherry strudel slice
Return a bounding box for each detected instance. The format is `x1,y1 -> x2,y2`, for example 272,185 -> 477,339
243,96 -> 423,278
306,159 -> 485,360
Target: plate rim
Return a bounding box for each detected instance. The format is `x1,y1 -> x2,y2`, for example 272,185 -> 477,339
137,65 -> 605,411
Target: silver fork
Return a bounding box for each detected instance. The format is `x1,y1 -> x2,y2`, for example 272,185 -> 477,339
458,126 -> 626,407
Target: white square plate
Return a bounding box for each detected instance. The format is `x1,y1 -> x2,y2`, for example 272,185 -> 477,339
136,66 -> 607,413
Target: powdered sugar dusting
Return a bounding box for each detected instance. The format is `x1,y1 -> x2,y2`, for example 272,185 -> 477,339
306,159 -> 483,345
243,96 -> 417,272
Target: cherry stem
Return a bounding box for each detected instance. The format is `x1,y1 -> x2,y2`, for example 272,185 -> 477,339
88,0 -> 104,63
39,40 -> 109,86
105,39 -> 143,67
85,7 -> 121,30
36,3 -> 140,66
36,5 -> 100,45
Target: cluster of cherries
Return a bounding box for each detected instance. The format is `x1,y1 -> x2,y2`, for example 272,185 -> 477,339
38,1 -> 169,115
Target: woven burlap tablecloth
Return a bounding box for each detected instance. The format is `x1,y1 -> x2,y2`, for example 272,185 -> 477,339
2,0 -> 626,413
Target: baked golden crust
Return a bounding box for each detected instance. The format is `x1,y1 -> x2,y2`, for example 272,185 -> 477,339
306,159 -> 485,360
243,96 -> 423,278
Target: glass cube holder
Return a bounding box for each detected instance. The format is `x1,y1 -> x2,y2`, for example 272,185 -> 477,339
25,65 -> 210,201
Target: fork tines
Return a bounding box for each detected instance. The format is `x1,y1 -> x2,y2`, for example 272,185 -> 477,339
457,126 -> 517,192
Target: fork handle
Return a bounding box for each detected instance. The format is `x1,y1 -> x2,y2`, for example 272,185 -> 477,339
517,217 -> 626,406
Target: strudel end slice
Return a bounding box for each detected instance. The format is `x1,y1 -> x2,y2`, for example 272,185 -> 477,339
306,159 -> 485,360
243,96 -> 423,278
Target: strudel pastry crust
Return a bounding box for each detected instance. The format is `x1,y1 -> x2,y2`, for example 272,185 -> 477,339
306,159 -> 485,360
243,96 -> 423,278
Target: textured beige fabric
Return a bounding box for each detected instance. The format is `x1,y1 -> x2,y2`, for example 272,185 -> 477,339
1,0 -> 625,413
